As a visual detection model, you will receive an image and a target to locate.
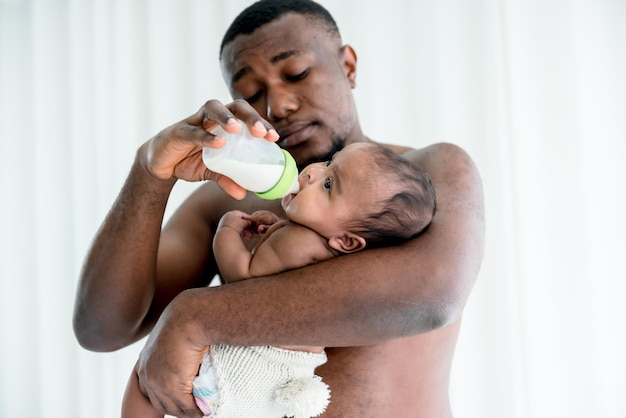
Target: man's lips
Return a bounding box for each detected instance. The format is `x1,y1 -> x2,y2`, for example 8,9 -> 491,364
278,123 -> 314,147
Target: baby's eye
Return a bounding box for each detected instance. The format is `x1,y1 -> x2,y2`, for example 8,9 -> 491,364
323,177 -> 332,191
324,160 -> 332,167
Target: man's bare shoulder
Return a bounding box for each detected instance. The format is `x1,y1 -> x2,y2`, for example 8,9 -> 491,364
381,141 -> 473,166
380,142 -> 482,197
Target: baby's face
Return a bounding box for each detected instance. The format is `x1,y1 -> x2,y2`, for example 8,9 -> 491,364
281,143 -> 383,238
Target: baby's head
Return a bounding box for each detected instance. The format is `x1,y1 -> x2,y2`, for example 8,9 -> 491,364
281,142 -> 437,253
344,143 -> 436,247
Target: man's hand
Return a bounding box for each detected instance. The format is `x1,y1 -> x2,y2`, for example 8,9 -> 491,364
138,99 -> 279,199
136,294 -> 208,418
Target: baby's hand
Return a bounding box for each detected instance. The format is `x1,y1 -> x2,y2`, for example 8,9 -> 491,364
249,210 -> 282,234
217,210 -> 254,238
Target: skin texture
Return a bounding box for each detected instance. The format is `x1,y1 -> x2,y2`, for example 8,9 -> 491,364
74,12 -> 484,418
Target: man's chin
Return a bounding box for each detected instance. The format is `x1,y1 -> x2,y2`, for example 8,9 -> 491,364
291,140 -> 345,171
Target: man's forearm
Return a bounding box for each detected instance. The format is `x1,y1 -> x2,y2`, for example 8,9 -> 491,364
73,158 -> 176,351
173,242 -> 455,350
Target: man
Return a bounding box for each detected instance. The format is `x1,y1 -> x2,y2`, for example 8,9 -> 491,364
73,1 -> 485,417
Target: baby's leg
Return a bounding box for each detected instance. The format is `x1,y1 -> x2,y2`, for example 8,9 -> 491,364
121,363 -> 163,418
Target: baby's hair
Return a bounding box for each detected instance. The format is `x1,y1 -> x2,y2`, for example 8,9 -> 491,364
347,144 -> 437,247
220,0 -> 340,57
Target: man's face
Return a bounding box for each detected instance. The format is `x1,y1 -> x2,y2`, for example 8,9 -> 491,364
220,13 -> 360,168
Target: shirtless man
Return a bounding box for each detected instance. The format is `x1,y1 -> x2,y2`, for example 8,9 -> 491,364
73,0 -> 485,416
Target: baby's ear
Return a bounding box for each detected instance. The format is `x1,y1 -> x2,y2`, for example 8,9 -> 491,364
328,232 -> 366,254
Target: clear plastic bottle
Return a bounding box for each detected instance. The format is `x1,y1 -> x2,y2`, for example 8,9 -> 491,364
202,121 -> 300,200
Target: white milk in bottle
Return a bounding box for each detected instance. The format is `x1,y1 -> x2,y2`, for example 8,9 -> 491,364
202,121 -> 299,200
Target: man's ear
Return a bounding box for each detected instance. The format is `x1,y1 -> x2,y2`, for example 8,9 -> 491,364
340,44 -> 357,88
328,232 -> 366,254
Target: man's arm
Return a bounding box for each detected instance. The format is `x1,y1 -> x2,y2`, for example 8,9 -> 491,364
72,101 -> 278,352
72,158 -> 175,351
72,154 -> 221,352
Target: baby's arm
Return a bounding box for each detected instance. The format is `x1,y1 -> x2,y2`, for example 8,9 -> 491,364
212,210 -> 259,283
214,210 -> 333,282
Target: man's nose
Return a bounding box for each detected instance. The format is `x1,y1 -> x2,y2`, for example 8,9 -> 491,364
267,87 -> 298,122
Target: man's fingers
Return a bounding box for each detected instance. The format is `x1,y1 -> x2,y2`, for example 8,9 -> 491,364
142,386 -> 175,416
173,395 -> 204,418
172,122 -> 226,150
148,385 -> 202,418
210,172 -> 247,200
157,394 -> 202,418
192,99 -> 279,141
142,384 -> 201,418
185,99 -> 233,127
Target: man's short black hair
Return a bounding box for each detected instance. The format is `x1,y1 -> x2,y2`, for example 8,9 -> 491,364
220,0 -> 340,57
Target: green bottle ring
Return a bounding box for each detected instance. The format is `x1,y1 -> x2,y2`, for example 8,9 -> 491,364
255,149 -> 298,200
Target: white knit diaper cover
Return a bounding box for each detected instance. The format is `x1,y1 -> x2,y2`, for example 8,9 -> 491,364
192,344 -> 330,418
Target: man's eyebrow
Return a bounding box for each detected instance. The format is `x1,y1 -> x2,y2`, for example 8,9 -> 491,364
230,50 -> 301,86
271,50 -> 301,64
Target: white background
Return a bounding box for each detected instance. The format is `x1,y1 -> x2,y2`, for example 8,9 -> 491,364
1,0 -> 625,417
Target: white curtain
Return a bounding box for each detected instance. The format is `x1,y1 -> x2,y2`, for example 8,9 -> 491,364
1,0 -> 624,417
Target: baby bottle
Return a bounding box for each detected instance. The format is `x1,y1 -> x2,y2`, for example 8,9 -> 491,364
202,120 -> 300,200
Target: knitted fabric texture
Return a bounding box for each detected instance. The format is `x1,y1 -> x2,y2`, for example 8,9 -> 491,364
193,344 -> 330,418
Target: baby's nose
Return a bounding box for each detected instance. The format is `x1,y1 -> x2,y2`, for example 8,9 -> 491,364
301,163 -> 325,185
